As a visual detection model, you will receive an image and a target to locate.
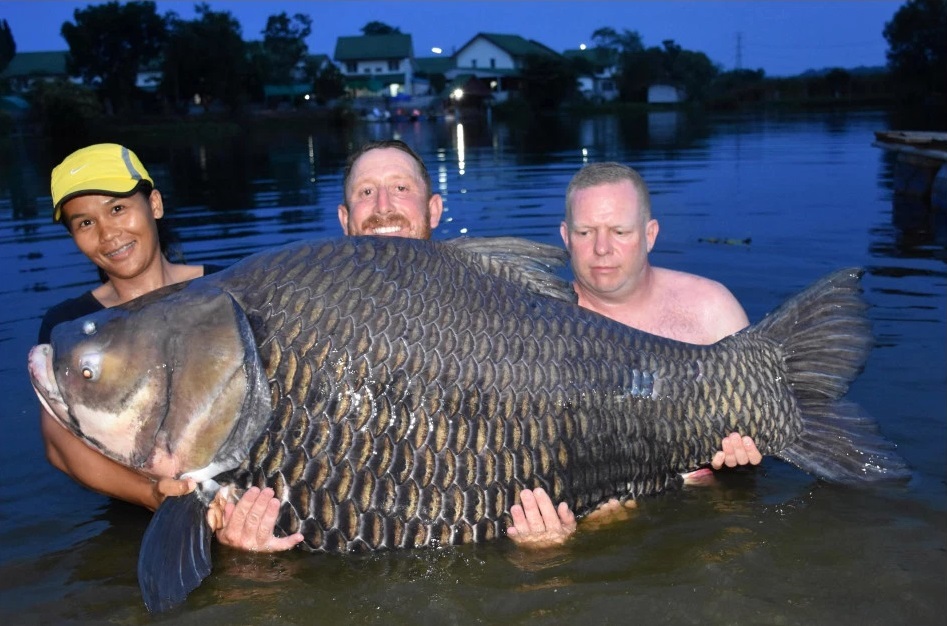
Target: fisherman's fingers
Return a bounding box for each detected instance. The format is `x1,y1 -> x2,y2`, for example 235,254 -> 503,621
253,495 -> 303,552
506,489 -> 550,541
255,494 -> 282,543
507,488 -> 575,547
217,486 -> 271,550
743,436 -> 763,465
530,488 -> 562,525
556,502 -> 577,534
533,488 -> 577,536
711,432 -> 762,469
508,503 -> 529,537
727,432 -> 750,466
519,488 -> 548,529
153,476 -> 195,506
262,532 -> 304,552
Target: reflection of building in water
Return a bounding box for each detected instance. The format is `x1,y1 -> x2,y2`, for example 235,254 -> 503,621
647,110 -> 681,146
889,194 -> 947,252
578,117 -> 622,158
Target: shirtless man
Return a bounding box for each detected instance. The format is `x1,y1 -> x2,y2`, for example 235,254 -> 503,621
507,162 -> 762,546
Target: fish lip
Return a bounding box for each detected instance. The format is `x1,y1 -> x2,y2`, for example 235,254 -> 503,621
28,344 -> 69,420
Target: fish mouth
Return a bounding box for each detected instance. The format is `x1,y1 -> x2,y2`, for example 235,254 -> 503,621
28,344 -> 70,423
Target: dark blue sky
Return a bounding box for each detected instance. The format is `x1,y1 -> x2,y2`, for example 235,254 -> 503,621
2,1 -> 903,77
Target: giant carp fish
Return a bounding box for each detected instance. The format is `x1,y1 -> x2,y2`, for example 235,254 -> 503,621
28,236 -> 909,613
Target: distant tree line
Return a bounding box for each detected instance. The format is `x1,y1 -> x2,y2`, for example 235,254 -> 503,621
499,1 -> 945,116
563,1 -> 944,111
2,0 -> 943,131
11,0 -> 349,129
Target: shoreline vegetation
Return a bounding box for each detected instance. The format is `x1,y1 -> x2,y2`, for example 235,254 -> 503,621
3,85 -> 942,147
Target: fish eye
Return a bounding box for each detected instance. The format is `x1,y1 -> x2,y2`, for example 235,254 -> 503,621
82,320 -> 96,335
78,352 -> 102,382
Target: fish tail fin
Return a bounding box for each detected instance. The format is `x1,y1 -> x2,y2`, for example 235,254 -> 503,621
138,490 -> 213,613
776,398 -> 911,483
753,267 -> 912,484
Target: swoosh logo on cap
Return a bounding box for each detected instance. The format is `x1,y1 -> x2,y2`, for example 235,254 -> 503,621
70,165 -> 87,175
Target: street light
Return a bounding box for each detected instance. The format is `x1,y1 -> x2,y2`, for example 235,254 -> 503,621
432,47 -> 443,54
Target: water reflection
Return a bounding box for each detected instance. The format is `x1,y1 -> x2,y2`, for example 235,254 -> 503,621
456,123 -> 466,175
647,110 -> 681,145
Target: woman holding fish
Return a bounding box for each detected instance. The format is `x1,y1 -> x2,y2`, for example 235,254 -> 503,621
37,143 -> 303,552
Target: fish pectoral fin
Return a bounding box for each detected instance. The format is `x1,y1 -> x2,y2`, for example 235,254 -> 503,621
137,491 -> 213,613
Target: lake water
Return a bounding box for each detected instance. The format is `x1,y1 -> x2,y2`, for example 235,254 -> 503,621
0,109 -> 944,624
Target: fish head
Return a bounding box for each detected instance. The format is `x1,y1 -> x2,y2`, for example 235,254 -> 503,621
29,283 -> 272,481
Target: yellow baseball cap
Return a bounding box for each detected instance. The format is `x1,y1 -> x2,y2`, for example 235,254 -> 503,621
50,143 -> 153,221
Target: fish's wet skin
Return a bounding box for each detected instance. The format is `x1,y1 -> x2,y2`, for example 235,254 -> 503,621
28,236 -> 910,612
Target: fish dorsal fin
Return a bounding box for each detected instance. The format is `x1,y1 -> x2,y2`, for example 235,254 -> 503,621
442,236 -> 577,303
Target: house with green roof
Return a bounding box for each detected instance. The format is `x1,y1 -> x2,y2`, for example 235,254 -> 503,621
0,51 -> 70,93
1,50 -> 162,96
262,53 -> 337,103
413,55 -> 455,100
563,46 -> 619,102
333,33 -> 425,98
414,55 -> 455,77
447,33 -> 560,103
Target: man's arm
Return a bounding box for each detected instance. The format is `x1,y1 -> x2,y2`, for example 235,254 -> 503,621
41,410 -> 168,509
704,279 -> 751,342
41,408 -> 301,552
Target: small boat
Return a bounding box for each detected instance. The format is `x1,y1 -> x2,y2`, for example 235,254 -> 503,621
873,131 -> 947,156
360,107 -> 391,122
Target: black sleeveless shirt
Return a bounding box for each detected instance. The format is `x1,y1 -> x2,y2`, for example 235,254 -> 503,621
37,264 -> 224,344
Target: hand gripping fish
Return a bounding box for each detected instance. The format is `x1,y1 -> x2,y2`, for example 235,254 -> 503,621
27,236 -> 910,613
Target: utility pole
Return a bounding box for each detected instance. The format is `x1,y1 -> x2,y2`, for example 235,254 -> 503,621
735,32 -> 743,70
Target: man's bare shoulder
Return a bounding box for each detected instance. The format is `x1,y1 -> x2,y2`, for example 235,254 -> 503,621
652,267 -> 731,300
652,267 -> 749,340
